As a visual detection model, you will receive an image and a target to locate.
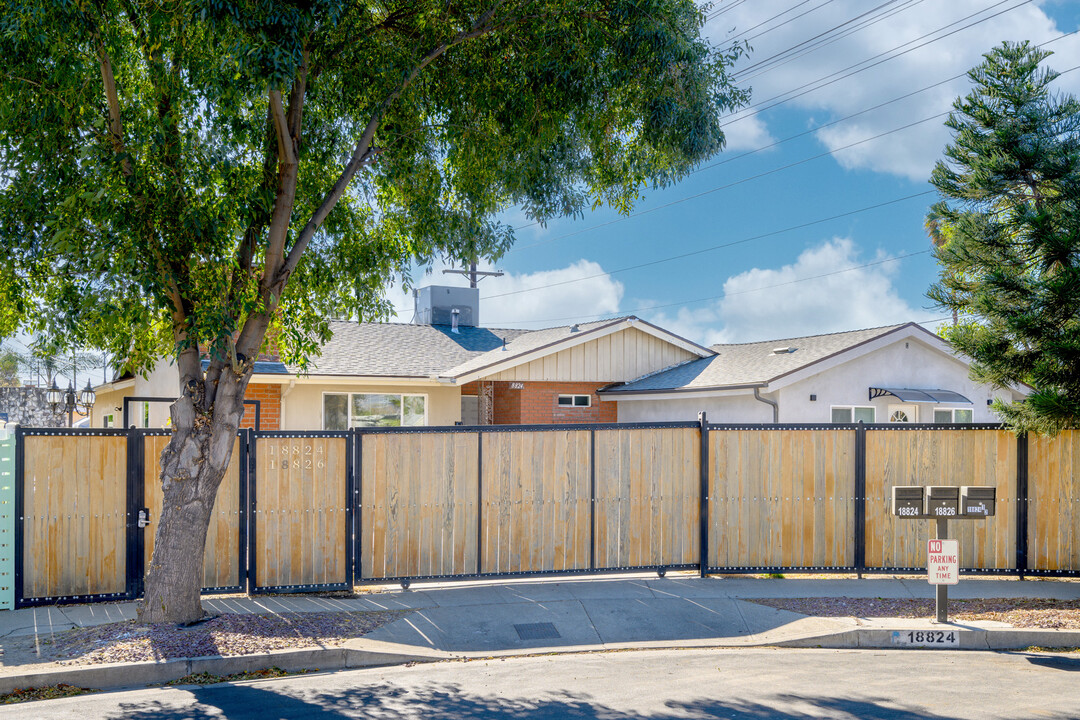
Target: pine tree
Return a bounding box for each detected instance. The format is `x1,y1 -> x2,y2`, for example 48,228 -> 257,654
928,41 -> 1080,435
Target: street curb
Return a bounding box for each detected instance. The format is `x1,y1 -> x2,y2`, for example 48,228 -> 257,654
774,627 -> 1080,650
0,642 -> 447,694
3,627 -> 1078,694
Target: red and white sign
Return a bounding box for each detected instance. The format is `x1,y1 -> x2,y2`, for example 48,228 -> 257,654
927,539 -> 959,585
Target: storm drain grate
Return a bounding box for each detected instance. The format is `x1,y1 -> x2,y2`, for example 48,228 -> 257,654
514,622 -> 561,641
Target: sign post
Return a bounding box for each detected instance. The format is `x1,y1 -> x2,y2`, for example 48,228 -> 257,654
927,528 -> 959,623
892,484 -> 994,626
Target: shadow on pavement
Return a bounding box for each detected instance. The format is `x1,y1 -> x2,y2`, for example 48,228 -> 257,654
99,681 -> 969,720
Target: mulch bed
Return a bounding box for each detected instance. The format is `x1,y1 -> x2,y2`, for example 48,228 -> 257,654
38,610 -> 402,666
749,597 -> 1080,629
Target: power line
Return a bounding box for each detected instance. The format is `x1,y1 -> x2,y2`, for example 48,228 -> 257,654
507,32 -> 1077,241
722,0 -> 1033,126
484,190 -> 935,301
509,110 -> 950,254
498,249 -> 933,325
733,0 -> 927,80
735,0 -> 918,75
720,0 -> 827,44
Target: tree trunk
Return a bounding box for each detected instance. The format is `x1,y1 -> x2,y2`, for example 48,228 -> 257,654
137,374 -> 246,625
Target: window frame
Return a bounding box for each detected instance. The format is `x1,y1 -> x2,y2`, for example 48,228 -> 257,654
557,394 -> 592,408
322,391 -> 429,430
830,405 -> 876,424
933,407 -> 974,424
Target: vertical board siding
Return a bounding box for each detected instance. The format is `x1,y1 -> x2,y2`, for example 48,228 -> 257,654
709,429 -> 855,568
1028,430 -> 1080,572
865,429 -> 1016,570
254,437 -> 347,588
594,427 -> 699,568
22,435 -> 127,599
361,432 -> 478,579
481,430 -> 590,574
143,435 -> 241,589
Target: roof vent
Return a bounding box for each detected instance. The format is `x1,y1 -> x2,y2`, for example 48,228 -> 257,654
771,346 -> 797,354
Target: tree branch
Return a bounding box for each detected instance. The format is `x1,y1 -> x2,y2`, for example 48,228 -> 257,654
274,3 -> 510,293
269,90 -> 297,166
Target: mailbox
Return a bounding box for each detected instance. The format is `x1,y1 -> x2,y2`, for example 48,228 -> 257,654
960,486 -> 996,517
925,486 -> 959,518
892,486 -> 925,517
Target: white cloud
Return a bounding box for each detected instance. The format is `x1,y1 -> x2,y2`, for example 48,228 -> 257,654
718,114 -> 775,152
709,1 -> 1080,181
387,258 -> 624,329
646,238 -> 921,344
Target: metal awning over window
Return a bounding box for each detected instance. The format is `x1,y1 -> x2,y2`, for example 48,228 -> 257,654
869,387 -> 972,404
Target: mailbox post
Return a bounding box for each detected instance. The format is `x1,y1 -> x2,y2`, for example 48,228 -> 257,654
891,484 -> 996,624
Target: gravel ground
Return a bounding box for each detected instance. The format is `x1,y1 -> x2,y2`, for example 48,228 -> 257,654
35,610 -> 402,666
749,597 -> 1080,629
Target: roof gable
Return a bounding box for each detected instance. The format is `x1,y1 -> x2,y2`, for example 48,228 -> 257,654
442,316 -> 713,383
602,323 -> 948,395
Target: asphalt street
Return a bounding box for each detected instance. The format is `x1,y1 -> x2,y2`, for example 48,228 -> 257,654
6,647 -> 1080,719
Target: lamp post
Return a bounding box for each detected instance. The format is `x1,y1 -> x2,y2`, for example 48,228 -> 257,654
47,380 -> 96,427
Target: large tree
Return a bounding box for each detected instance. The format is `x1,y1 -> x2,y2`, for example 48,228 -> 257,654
0,1 -> 748,623
928,41 -> 1080,435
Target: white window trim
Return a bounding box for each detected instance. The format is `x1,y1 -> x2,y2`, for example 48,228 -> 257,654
557,394 -> 592,408
102,413 -> 114,428
830,405 -> 875,423
322,391 -> 429,430
933,407 -> 974,424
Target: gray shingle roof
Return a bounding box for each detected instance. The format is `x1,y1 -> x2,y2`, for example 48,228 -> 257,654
291,321 -> 530,377
602,323 -> 913,393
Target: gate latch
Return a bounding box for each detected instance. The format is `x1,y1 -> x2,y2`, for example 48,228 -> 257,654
137,508 -> 151,528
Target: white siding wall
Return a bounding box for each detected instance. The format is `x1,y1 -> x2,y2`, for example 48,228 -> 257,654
613,393 -> 772,424
776,337 -> 1008,423
487,327 -> 698,382
613,337 -> 1013,424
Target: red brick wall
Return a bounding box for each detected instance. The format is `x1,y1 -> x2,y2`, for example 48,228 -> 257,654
486,381 -> 616,425
242,383 -> 281,430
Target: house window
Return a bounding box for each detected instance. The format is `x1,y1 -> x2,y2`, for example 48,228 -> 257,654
102,414 -> 114,428
888,404 -> 919,423
323,393 -> 426,430
831,406 -> 875,424
557,394 -> 591,408
934,408 -> 974,424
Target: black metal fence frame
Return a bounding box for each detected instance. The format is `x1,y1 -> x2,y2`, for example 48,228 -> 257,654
10,419 -> 1076,607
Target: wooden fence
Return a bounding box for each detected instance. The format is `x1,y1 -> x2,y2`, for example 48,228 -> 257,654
9,422 -> 1080,607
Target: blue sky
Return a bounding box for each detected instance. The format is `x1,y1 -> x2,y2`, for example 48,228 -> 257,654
390,0 -> 1080,345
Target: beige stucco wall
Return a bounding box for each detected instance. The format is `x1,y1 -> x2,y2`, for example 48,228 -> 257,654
282,380 -> 462,430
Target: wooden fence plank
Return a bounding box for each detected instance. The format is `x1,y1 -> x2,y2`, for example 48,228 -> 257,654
1028,430 -> 1080,572
708,429 -> 854,569
22,435 -> 127,600
864,429 -> 1016,570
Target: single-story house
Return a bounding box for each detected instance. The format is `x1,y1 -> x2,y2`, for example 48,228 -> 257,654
603,322 -> 1027,424
90,285 -> 1026,430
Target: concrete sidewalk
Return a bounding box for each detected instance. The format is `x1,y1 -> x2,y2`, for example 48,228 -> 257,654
0,574 -> 1077,692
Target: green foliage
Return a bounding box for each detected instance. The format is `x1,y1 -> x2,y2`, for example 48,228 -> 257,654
0,348 -> 19,386
0,0 -> 748,376
928,41 -> 1080,435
